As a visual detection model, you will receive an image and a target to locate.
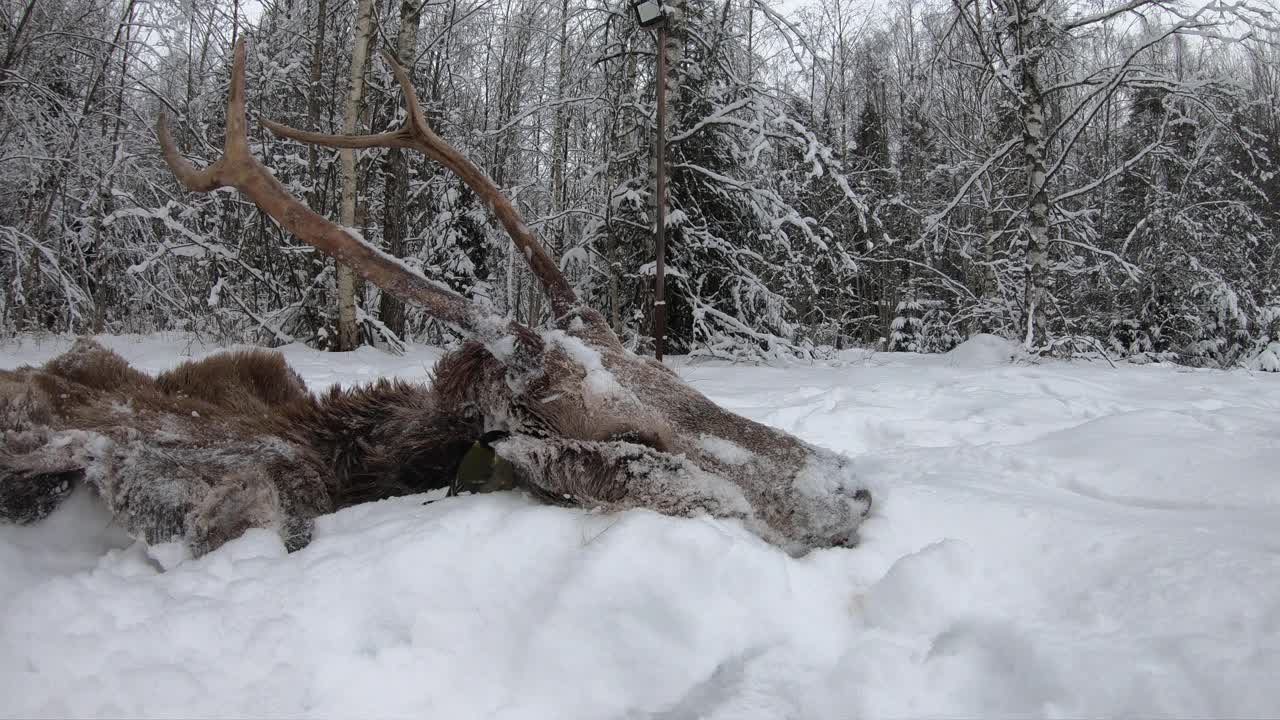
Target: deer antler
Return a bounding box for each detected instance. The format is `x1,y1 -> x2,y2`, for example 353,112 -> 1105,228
157,40 -> 504,341
262,49 -> 581,324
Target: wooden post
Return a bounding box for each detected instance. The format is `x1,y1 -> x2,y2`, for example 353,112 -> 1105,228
654,21 -> 668,361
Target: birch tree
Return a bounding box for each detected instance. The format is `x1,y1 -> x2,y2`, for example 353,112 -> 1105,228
336,0 -> 375,350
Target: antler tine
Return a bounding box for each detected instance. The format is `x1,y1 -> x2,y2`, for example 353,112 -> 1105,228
259,52 -> 428,157
381,51 -> 580,321
224,39 -> 251,161
157,40 -> 254,191
157,40 -> 510,344
156,113 -> 224,191
258,119 -> 415,153
263,47 -> 582,323
381,49 -> 433,150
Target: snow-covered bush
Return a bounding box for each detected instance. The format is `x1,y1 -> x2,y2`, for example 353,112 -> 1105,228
890,297 -> 960,353
1248,342 -> 1280,372
888,298 -> 924,352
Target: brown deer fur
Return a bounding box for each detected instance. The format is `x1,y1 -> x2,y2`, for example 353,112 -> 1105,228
1,329 -> 873,557
0,339 -> 480,555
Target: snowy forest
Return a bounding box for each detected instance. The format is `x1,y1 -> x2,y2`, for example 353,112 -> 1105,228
2,0 -> 1278,365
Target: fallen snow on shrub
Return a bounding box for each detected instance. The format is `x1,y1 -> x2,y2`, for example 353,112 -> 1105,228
944,332 -> 1021,367
3,334 -> 1280,718
1249,341 -> 1280,372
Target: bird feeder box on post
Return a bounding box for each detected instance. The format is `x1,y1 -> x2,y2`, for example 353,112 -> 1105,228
630,0 -> 665,27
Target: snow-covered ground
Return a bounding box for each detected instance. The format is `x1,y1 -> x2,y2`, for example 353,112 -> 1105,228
2,333 -> 1279,719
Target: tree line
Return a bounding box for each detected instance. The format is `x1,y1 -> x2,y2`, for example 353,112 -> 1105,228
2,0 -> 1277,366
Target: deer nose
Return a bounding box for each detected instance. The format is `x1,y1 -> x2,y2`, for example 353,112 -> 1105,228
836,485 -> 873,518
853,488 -> 872,517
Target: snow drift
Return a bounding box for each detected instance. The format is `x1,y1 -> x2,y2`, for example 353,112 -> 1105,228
2,334 -> 1279,718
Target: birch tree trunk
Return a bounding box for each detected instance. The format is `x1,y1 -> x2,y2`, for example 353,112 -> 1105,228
1015,3 -> 1050,350
649,0 -> 685,339
379,0 -> 423,339
336,0 -> 374,351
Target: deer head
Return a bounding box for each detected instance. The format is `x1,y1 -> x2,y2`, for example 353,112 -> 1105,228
155,41 -> 873,555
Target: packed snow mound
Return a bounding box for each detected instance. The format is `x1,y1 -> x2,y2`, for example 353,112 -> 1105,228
2,493 -> 858,719
3,334 -> 1280,718
944,333 -> 1020,367
1249,341 -> 1280,372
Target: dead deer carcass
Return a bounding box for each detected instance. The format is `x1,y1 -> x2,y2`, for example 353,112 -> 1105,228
0,41 -> 872,558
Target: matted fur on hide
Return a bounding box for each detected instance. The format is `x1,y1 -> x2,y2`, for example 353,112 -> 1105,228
0,339 -> 477,556
2,335 -> 873,559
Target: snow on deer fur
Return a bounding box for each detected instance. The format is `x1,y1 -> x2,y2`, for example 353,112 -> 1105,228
0,332 -> 871,557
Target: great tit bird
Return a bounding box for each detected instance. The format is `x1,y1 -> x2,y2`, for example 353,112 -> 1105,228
450,430 -> 515,496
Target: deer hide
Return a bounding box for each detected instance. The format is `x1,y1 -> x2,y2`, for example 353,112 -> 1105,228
2,334 -> 872,558
432,310 -> 874,554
